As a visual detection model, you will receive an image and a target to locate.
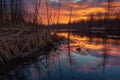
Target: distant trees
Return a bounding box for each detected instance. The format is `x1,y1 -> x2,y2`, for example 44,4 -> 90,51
15,0 -> 24,23
10,0 -> 15,23
45,0 -> 53,26
0,0 -> 3,25
10,0 -> 25,24
45,0 -> 50,26
0,0 -> 9,26
105,0 -> 117,20
57,0 -> 61,25
0,0 -> 25,27
32,0 -> 41,30
88,13 -> 94,26
56,0 -> 61,31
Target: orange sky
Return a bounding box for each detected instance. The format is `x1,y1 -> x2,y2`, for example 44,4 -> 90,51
26,0 -> 120,24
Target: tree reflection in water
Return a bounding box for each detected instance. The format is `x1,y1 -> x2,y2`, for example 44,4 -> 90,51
0,33 -> 120,80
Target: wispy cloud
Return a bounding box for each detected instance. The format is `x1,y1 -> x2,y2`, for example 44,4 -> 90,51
25,0 -> 120,24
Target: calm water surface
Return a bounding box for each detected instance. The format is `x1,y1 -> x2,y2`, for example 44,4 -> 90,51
1,32 -> 120,80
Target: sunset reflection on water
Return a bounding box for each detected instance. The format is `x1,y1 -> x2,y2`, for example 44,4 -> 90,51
57,32 -> 120,56
1,32 -> 120,80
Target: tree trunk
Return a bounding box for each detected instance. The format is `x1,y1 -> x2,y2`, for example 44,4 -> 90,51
11,0 -> 15,24
0,0 -> 3,26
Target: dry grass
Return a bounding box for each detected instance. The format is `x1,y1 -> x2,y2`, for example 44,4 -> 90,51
0,25 -> 54,64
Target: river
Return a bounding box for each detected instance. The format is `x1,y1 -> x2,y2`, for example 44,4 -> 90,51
0,32 -> 120,80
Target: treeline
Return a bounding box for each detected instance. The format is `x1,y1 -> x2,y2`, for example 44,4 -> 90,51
72,18 -> 120,33
50,16 -> 120,36
0,0 -> 25,26
0,0 -> 45,30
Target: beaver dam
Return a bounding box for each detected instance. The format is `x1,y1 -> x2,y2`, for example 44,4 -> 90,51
0,25 -> 64,64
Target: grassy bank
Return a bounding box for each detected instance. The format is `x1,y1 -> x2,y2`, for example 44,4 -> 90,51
0,25 -> 64,64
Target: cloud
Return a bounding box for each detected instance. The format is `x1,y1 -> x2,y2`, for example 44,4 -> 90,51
24,0 -> 120,24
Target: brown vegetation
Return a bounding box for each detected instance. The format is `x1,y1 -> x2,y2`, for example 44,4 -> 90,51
0,25 -> 55,64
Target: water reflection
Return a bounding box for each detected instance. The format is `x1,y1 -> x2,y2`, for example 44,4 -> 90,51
0,32 -> 120,80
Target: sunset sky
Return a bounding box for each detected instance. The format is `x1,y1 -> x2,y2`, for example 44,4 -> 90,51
25,0 -> 120,24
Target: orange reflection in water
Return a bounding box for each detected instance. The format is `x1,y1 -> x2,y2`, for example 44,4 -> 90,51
57,32 -> 120,56
57,32 -> 104,50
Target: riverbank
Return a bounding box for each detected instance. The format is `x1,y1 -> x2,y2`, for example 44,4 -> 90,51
0,24 -> 64,64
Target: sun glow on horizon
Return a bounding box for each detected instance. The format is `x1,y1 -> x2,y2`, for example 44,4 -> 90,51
25,0 -> 120,24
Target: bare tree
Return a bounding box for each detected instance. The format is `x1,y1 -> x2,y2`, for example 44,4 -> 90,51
0,0 -> 3,26
15,0 -> 25,23
106,0 -> 115,20
56,0 -> 61,29
68,0 -> 74,53
115,12 -> 120,19
11,0 -> 15,24
45,0 -> 53,26
32,0 -> 41,31
0,0 -> 10,26
10,0 -> 25,25
45,0 -> 49,26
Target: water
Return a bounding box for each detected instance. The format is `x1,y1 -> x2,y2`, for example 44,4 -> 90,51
0,32 -> 120,80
